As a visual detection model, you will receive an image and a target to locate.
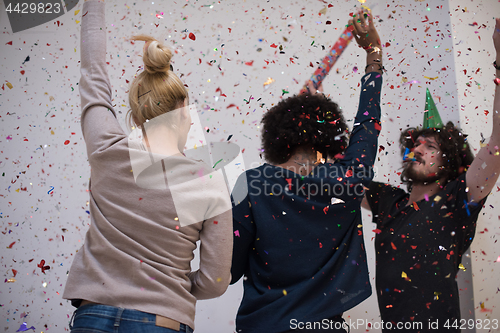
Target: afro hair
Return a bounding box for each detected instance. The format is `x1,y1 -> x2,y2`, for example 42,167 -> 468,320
261,93 -> 349,164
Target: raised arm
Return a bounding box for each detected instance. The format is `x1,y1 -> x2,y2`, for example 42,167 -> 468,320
466,18 -> 500,202
80,0 -> 125,157
337,10 -> 383,182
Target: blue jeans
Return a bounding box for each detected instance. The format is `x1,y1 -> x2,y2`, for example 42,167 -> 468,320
70,304 -> 194,333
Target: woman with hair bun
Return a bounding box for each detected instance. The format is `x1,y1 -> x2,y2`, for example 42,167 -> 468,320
63,1 -> 232,332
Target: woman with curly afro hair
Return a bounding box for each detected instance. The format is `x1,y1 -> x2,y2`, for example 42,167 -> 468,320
230,9 -> 385,333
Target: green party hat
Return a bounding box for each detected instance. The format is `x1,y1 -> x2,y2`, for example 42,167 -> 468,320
423,88 -> 443,129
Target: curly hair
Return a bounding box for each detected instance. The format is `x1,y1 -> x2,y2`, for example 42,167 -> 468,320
399,121 -> 474,191
261,93 -> 349,164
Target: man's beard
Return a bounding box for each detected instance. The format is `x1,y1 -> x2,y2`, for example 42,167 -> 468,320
403,160 -> 443,185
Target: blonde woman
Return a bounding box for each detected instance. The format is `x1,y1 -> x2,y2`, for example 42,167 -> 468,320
63,1 -> 232,332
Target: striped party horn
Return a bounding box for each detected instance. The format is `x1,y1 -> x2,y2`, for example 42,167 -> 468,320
300,24 -> 355,94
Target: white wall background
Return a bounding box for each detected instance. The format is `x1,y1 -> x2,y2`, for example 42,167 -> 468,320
0,0 -> 498,332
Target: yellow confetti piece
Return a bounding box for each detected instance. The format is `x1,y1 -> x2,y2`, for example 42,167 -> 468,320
6,82 -> 13,89
406,152 -> 414,159
319,7 -> 327,15
76,20 -> 80,24
358,0 -> 367,3
15,188 -> 20,193
402,271 -> 408,279
434,195 -> 441,202
74,9 -> 80,15
424,76 -> 439,80
283,289 -> 287,296
263,77 -> 275,86
459,263 -> 466,271
7,278 -> 16,283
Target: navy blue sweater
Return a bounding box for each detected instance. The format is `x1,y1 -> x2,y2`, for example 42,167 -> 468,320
230,72 -> 383,333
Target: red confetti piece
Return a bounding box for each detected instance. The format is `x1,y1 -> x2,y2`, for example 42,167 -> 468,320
189,33 -> 196,41
270,43 -> 278,48
333,153 -> 344,160
345,169 -> 353,177
64,140 -> 70,145
245,60 -> 254,66
37,259 -> 50,273
8,241 -> 15,248
323,206 -> 329,214
372,229 -> 382,234
319,242 -> 323,248
12,269 -> 17,277
391,242 -> 397,250
374,122 -> 381,131
6,41 -> 12,45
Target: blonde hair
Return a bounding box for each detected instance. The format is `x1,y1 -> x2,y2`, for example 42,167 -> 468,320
127,34 -> 188,128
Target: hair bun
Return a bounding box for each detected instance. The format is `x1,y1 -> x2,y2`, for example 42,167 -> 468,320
130,34 -> 172,75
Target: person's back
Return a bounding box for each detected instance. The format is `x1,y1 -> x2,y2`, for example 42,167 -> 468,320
230,9 -> 384,332
63,1 -> 232,332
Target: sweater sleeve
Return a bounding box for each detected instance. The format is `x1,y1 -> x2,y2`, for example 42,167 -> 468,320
80,0 -> 126,158
187,170 -> 233,300
188,209 -> 233,300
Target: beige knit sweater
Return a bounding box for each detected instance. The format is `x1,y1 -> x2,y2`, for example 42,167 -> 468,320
62,1 -> 233,329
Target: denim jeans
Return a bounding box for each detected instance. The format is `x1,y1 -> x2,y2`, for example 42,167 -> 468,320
70,304 -> 194,333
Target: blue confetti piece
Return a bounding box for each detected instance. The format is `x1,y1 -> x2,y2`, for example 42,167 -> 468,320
47,186 -> 54,194
16,322 -> 35,332
464,199 -> 470,216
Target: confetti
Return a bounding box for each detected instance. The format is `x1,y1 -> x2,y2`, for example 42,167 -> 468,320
189,33 -> 196,41
16,323 -> 35,332
37,260 -> 50,274
263,77 -> 275,87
